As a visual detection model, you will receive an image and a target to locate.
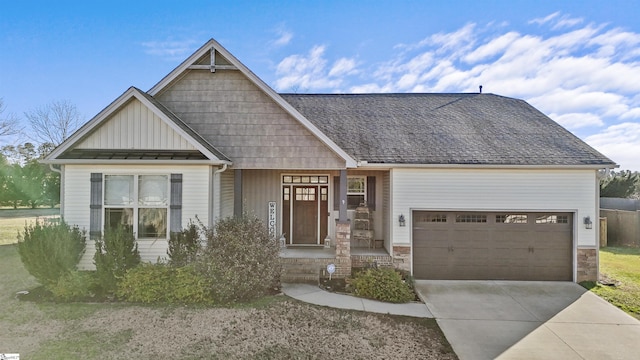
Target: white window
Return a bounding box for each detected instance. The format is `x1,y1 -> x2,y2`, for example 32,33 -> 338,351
347,176 -> 366,210
104,175 -> 169,238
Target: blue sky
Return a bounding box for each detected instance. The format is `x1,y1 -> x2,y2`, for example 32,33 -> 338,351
1,1 -> 639,170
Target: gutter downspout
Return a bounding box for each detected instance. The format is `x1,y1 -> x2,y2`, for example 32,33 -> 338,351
49,164 -> 64,218
211,164 -> 228,225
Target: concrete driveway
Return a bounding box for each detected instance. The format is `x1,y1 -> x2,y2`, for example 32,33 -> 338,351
415,280 -> 640,360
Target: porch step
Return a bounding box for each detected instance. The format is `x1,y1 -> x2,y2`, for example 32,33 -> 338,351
281,263 -> 320,284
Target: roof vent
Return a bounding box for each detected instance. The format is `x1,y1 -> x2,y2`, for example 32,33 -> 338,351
479,85 -> 483,94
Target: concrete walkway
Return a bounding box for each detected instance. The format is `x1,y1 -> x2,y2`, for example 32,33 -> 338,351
281,283 -> 432,318
415,280 -> 640,360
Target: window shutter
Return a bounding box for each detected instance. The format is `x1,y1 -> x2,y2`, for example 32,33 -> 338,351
367,176 -> 376,211
89,173 -> 103,240
170,174 -> 183,233
333,176 -> 340,211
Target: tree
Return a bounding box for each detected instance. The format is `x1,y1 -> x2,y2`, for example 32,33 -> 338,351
600,170 -> 640,198
0,98 -> 20,139
24,100 -> 82,146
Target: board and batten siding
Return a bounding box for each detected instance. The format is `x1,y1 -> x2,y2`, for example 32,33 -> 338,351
156,70 -> 345,169
219,170 -> 235,219
76,98 -> 196,150
63,164 -> 211,269
391,168 -> 598,248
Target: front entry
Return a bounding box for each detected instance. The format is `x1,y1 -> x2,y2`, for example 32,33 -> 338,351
282,175 -> 329,245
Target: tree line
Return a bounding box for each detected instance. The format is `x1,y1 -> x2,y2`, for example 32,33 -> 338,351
1,97 -> 83,209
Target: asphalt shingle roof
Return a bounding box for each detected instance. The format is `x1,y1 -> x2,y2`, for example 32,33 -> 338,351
281,93 -> 615,166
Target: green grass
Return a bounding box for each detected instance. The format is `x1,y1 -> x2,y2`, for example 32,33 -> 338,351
587,247 -> 640,319
0,208 -> 60,245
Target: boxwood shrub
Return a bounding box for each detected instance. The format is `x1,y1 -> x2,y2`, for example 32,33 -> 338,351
352,267 -> 415,303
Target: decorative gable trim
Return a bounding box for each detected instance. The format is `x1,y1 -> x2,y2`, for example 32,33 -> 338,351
44,87 -> 231,165
147,39 -> 357,168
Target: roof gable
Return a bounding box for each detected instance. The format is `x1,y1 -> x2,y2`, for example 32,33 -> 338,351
281,93 -> 616,168
147,39 -> 357,168
44,87 -> 230,164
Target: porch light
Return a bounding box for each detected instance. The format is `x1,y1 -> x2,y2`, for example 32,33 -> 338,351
399,214 -> 406,227
583,216 -> 593,229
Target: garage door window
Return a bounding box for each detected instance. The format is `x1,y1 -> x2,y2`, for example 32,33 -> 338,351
456,214 -> 487,223
536,214 -> 569,224
496,214 -> 528,224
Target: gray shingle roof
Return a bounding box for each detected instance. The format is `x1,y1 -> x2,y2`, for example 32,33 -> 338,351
281,93 -> 615,166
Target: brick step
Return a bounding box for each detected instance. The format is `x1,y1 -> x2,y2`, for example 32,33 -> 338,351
281,273 -> 320,284
281,263 -> 321,274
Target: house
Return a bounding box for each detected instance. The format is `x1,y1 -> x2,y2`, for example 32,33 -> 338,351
43,38 -> 617,283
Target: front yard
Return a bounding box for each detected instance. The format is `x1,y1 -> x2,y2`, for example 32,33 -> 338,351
585,247 -> 640,319
0,244 -> 456,359
0,208 -> 60,245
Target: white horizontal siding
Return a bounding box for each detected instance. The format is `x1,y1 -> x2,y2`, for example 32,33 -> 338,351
76,98 -> 196,150
63,164 -> 211,269
391,168 -> 598,247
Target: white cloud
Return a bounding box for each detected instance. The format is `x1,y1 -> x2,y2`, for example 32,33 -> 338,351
329,58 -> 358,77
586,122 -> 640,170
141,39 -> 199,60
529,12 -> 560,26
550,112 -> 604,129
275,45 -> 357,91
272,28 -> 293,47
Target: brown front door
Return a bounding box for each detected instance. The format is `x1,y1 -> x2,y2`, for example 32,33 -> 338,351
293,186 -> 318,244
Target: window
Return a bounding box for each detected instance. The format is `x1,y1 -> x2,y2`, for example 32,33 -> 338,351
496,214 -> 528,224
347,176 -> 366,209
455,214 -> 487,223
536,215 -> 569,224
104,175 -> 169,238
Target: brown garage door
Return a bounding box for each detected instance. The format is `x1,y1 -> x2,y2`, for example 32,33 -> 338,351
412,212 -> 573,281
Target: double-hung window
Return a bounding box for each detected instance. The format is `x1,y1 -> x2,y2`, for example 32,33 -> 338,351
347,176 -> 366,209
104,175 -> 169,238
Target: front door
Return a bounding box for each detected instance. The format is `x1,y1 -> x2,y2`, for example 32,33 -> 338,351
282,177 -> 329,245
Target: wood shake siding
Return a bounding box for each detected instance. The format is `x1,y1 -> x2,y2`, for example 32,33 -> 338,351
76,98 -> 196,150
390,168 -> 598,247
156,70 -> 345,169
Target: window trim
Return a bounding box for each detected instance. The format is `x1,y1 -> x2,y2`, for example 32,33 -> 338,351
103,174 -> 170,239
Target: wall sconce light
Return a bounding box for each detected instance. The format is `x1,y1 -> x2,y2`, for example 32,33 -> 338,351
399,214 -> 406,227
583,216 -> 593,229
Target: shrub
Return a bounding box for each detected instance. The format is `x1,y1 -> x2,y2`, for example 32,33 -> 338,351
93,225 -> 140,294
352,267 -> 415,303
17,219 -> 86,288
117,263 -> 212,304
198,215 -> 281,303
167,222 -> 200,267
50,271 -> 96,301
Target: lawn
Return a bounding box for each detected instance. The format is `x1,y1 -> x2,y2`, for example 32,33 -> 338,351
0,244 -> 456,359
587,247 -> 640,319
0,208 -> 60,245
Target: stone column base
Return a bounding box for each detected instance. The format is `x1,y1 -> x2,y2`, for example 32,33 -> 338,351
392,245 -> 411,272
335,221 -> 352,277
577,247 -> 598,283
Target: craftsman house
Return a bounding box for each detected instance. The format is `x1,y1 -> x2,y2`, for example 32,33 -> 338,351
43,39 -> 616,283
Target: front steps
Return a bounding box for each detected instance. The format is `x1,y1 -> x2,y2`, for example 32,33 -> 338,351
280,252 -> 394,284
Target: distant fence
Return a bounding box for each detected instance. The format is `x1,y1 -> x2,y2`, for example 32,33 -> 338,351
600,209 -> 640,247
601,197 -> 640,211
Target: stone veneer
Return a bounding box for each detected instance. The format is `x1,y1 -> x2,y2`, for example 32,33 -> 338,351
392,245 -> 411,272
334,221 -> 352,277
577,247 -> 598,282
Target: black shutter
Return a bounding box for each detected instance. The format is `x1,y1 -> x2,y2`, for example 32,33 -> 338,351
170,174 -> 183,233
367,176 -> 376,211
89,173 -> 103,240
333,176 -> 340,211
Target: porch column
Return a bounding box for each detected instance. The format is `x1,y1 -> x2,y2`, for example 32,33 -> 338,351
339,169 -> 348,221
234,169 -> 242,217
335,169 -> 351,276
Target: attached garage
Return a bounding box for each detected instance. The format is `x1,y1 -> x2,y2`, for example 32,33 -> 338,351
412,211 -> 573,281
